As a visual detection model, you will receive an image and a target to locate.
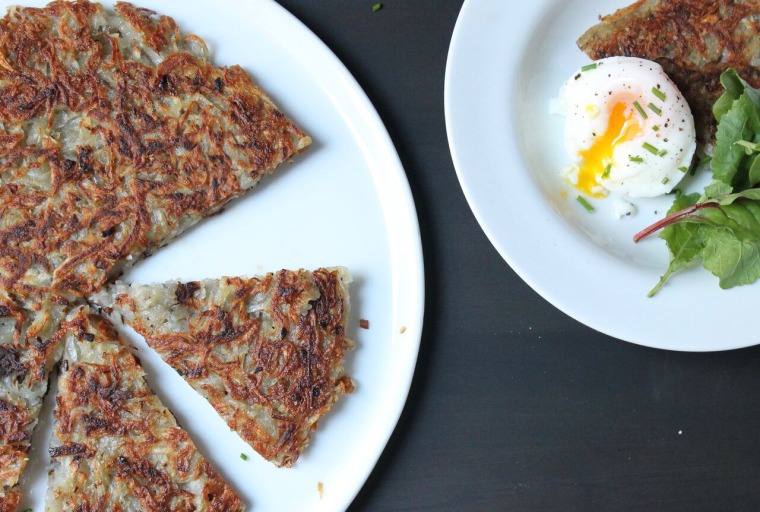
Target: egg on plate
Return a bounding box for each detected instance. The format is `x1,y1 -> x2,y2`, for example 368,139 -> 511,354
555,56 -> 696,200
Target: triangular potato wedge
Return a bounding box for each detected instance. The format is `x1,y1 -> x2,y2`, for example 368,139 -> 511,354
46,306 -> 243,511
92,268 -> 355,467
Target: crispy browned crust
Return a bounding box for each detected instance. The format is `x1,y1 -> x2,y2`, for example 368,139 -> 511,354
577,0 -> 760,142
48,307 -> 244,511
0,291 -> 68,509
103,268 -> 354,467
0,0 -> 310,504
0,491 -> 21,512
0,0 -> 310,302
0,438 -> 23,512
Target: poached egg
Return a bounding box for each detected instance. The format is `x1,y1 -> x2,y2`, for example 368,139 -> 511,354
556,56 -> 696,199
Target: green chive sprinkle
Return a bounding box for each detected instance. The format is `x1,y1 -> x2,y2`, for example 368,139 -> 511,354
642,142 -> 659,155
651,87 -> 666,101
581,63 -> 598,71
652,125 -> 660,132
648,103 -> 662,115
679,166 -> 688,173
658,149 -> 668,157
629,155 -> 644,163
633,101 -> 648,119
661,177 -> 669,184
602,164 -> 611,179
240,453 -> 248,461
576,195 -> 594,213
372,3 -> 382,11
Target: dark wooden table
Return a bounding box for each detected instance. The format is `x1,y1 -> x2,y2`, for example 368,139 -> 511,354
276,1 -> 760,510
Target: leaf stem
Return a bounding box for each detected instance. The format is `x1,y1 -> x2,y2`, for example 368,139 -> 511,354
633,202 -> 717,242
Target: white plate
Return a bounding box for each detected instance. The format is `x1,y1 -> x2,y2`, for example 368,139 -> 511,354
17,1 -> 424,510
444,0 -> 760,352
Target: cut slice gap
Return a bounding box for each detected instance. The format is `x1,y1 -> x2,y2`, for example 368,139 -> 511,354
91,267 -> 355,468
46,306 -> 245,511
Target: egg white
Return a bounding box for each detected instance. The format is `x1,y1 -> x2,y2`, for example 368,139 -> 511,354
557,56 -> 696,199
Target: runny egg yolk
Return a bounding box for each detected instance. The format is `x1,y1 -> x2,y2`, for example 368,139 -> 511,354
576,102 -> 641,197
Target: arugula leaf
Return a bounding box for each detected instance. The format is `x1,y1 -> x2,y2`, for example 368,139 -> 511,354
699,201 -> 760,241
703,179 -> 733,200
712,188 -> 760,206
711,94 -> 760,188
713,68 -> 745,123
749,155 -> 760,186
649,192 -> 702,296
650,198 -> 760,293
701,223 -> 760,289
638,68 -> 760,294
734,140 -> 760,186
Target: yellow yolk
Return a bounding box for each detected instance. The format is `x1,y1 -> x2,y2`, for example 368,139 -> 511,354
575,102 -> 641,197
559,57 -> 698,199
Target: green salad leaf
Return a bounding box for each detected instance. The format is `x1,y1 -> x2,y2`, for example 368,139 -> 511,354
712,68 -> 745,123
646,191 -> 702,297
636,69 -> 760,295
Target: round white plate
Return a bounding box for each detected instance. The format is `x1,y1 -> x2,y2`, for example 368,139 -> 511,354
17,1 -> 424,510
444,0 -> 760,352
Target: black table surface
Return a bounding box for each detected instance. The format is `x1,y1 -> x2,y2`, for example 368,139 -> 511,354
275,2 -> 760,511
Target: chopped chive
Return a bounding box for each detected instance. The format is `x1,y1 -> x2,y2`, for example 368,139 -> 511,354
240,453 -> 248,461
633,101 -> 648,119
629,155 -> 644,163
651,87 -> 667,101
679,166 -> 688,173
652,125 -> 660,131
642,142 -> 659,155
372,3 -> 382,11
661,177 -> 669,185
576,195 -> 594,213
581,63 -> 598,71
647,102 -> 662,115
658,149 -> 668,157
602,164 -> 611,179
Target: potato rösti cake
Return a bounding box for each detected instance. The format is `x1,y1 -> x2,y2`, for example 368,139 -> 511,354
0,0 -> 310,301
